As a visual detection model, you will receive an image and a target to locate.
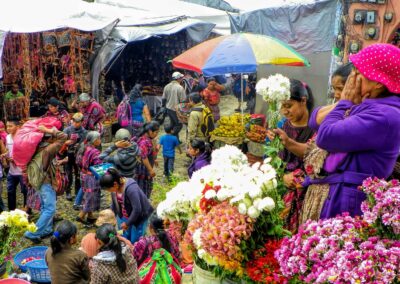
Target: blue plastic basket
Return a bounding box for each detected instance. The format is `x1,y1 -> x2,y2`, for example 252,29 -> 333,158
26,259 -> 51,283
13,246 -> 47,273
89,163 -> 114,179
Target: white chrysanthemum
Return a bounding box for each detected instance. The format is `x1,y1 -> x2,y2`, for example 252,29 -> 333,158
247,206 -> 261,218
238,203 -> 247,215
258,197 -> 276,212
211,145 -> 248,170
257,74 -> 291,103
204,190 -> 217,200
216,188 -> 230,201
193,229 -> 202,248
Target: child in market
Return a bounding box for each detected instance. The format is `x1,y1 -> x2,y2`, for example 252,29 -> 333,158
45,220 -> 90,284
159,124 -> 182,180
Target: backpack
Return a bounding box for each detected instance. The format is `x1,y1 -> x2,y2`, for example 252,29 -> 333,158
27,149 -> 51,190
138,248 -> 182,284
192,106 -> 215,137
116,96 -> 132,127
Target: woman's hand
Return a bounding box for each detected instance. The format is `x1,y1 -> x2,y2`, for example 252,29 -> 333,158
283,172 -> 296,189
341,70 -> 362,104
149,169 -> 156,178
266,129 -> 290,146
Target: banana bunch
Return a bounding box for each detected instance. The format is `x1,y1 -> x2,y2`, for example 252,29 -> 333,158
211,113 -> 250,137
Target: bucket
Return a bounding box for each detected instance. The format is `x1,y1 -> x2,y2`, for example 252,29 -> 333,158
192,263 -> 221,284
247,141 -> 265,157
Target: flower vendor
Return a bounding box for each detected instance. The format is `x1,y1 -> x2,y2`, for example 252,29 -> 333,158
266,79 -> 315,232
308,43 -> 400,219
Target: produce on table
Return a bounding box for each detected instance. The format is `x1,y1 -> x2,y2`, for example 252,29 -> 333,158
211,113 -> 250,138
246,124 -> 268,143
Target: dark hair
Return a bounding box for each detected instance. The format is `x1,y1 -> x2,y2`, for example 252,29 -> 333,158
47,97 -> 60,108
96,224 -> 127,273
189,92 -> 202,104
289,79 -> 314,112
6,117 -> 21,126
137,121 -> 160,138
206,77 -> 216,83
50,220 -> 77,256
164,124 -> 173,134
190,139 -> 212,161
100,167 -> 123,189
149,213 -> 171,254
332,63 -> 353,84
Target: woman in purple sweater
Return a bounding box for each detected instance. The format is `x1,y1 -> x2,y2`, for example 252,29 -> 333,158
100,168 -> 154,243
308,43 -> 400,219
187,139 -> 211,178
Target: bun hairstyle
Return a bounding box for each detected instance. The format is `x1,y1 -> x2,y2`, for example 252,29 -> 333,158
190,139 -> 212,162
77,131 -> 100,158
289,79 -> 314,112
50,220 -> 77,256
137,121 -> 160,138
99,167 -> 123,190
96,224 -> 127,273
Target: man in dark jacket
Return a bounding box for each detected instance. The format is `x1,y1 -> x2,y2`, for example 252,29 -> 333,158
99,128 -> 140,178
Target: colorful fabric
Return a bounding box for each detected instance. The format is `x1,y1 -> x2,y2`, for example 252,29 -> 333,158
133,235 -> 180,267
77,146 -> 102,212
116,193 -> 129,219
81,100 -> 106,132
279,120 -> 315,172
4,97 -> 27,120
202,88 -> 220,106
350,43 -> 400,94
135,135 -> 155,197
138,248 -> 182,284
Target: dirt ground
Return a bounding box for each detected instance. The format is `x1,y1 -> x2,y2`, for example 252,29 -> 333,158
3,94 -> 244,277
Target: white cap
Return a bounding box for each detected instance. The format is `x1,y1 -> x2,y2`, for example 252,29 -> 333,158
172,71 -> 184,80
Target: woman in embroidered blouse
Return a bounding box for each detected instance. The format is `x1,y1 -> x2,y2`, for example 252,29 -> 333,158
76,131 -> 102,225
135,121 -> 160,198
133,214 -> 180,267
267,79 -> 315,233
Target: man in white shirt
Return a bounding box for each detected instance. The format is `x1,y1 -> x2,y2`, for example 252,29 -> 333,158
5,118 -> 27,211
162,72 -> 186,141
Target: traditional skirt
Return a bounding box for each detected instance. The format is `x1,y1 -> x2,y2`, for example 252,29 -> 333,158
135,164 -> 153,198
299,184 -> 329,225
81,173 -> 101,213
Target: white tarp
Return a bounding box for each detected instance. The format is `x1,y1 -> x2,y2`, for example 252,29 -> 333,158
96,0 -> 231,35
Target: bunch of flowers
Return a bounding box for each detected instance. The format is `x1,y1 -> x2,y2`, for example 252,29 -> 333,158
0,209 -> 37,262
275,213 -> 400,283
256,74 -> 291,105
246,239 -> 286,284
360,177 -> 400,237
157,181 -> 198,221
185,202 -> 254,276
157,146 -> 280,222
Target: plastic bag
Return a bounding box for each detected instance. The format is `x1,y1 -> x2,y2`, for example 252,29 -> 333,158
13,117 -> 62,169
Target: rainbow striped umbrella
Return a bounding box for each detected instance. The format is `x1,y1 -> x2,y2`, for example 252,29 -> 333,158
172,33 -> 310,76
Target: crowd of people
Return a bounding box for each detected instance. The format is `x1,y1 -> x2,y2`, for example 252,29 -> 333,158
1,42 -> 400,283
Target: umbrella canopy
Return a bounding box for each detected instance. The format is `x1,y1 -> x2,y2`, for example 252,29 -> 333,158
172,33 -> 310,76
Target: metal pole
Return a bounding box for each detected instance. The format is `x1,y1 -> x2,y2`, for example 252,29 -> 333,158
241,73 -> 244,125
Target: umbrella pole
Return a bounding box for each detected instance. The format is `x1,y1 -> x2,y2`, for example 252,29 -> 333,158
241,73 -> 244,125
